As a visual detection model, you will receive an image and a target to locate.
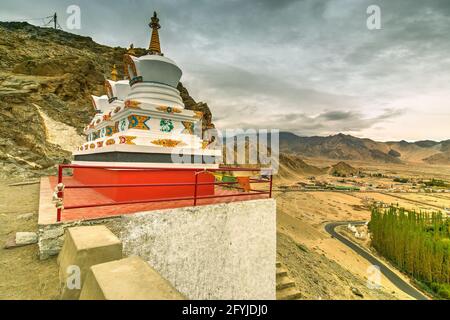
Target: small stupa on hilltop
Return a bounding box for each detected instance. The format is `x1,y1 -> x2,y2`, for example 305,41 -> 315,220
73,12 -> 221,169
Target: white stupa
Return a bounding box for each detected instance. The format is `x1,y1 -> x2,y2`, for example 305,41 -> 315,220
73,12 -> 220,168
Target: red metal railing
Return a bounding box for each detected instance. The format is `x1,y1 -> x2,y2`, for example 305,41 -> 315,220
55,164 -> 273,222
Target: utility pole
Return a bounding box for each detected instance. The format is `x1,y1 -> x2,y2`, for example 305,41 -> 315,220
53,12 -> 57,29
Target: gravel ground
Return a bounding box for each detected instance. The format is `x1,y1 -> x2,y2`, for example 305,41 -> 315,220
0,181 -> 59,300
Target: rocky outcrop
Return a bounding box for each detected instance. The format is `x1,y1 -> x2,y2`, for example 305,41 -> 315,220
178,82 -> 214,132
388,149 -> 401,158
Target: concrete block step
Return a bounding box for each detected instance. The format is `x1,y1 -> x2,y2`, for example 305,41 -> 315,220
276,277 -> 295,290
276,287 -> 302,300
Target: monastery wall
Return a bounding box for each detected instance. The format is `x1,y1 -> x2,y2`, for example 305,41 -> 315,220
38,199 -> 276,300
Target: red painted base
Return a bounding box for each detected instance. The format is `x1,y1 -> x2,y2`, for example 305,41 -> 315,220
72,168 -> 215,202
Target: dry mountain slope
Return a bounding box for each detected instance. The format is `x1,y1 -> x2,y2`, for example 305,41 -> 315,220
277,153 -> 325,181
280,132 -> 449,164
329,161 -> 359,177
277,232 -> 397,300
0,22 -> 214,179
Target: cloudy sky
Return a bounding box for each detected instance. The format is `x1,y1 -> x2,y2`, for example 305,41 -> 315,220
1,0 -> 449,141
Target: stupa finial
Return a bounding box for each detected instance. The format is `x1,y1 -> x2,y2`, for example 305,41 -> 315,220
148,11 -> 162,55
111,64 -> 119,81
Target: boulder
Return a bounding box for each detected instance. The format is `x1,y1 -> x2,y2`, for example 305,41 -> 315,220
15,232 -> 38,246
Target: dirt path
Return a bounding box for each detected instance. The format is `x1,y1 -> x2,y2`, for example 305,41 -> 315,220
0,181 -> 59,300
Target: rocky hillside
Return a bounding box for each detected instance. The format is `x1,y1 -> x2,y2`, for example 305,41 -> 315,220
277,153 -> 325,179
0,22 -> 214,180
280,132 -> 450,165
329,162 -> 359,177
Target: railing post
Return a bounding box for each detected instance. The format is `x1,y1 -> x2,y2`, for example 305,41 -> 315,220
193,172 -> 199,206
269,172 -> 273,198
57,165 -> 63,222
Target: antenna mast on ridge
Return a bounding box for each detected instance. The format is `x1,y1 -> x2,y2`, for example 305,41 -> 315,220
43,12 -> 62,29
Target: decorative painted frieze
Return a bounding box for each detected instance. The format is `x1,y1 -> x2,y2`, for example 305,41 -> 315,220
125,100 -> 142,109
119,136 -> 136,145
128,115 -> 151,130
105,126 -> 115,137
113,106 -> 122,114
156,106 -> 182,114
182,121 -> 194,135
151,139 -> 186,148
118,117 -> 129,132
160,118 -> 174,133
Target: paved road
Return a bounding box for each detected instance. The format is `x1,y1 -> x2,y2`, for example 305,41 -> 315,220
324,221 -> 428,300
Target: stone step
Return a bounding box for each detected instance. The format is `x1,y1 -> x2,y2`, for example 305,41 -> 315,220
276,276 -> 295,290
80,256 -> 185,300
276,287 -> 302,300
58,225 -> 123,300
276,267 -> 288,278
276,261 -> 282,268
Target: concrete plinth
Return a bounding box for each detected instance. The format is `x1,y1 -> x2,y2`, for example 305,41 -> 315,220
58,225 -> 123,300
79,256 -> 185,300
41,199 -> 276,300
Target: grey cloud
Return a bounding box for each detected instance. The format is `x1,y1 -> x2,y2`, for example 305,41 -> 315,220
216,106 -> 404,136
320,111 -> 355,121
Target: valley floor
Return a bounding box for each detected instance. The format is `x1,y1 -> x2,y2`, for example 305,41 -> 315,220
0,160 -> 445,300
275,190 -> 415,300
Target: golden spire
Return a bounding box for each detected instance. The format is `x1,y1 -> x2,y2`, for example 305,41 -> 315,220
148,11 -> 162,55
111,64 -> 118,81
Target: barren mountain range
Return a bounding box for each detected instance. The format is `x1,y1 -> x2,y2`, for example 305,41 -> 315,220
280,132 -> 450,165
